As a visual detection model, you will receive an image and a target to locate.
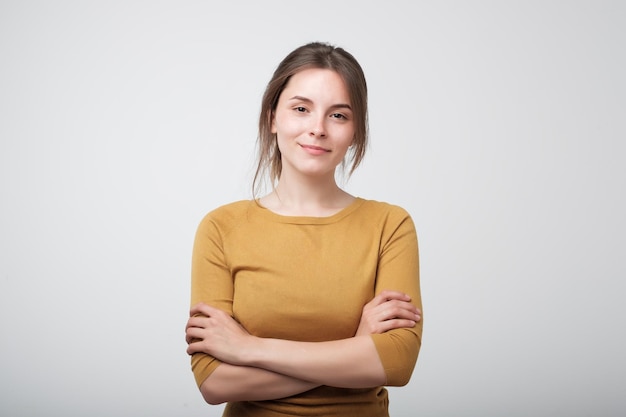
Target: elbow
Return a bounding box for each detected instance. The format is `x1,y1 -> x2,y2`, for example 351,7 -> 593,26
199,379 -> 227,405
204,396 -> 226,406
201,389 -> 226,406
387,372 -> 412,387
384,358 -> 418,387
372,331 -> 421,387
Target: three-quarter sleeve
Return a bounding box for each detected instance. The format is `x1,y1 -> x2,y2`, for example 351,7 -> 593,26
370,208 -> 422,386
189,213 -> 234,387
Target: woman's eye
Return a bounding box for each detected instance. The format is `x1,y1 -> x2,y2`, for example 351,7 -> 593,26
331,113 -> 347,119
294,107 -> 307,112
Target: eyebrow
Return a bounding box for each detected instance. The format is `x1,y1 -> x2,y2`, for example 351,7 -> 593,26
288,95 -> 352,110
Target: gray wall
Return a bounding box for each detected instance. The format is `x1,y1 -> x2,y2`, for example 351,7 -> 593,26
1,1 -> 624,416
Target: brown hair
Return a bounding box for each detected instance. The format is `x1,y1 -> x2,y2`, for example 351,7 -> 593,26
253,42 -> 369,196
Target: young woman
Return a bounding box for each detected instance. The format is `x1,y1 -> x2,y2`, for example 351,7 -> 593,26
185,42 -> 423,416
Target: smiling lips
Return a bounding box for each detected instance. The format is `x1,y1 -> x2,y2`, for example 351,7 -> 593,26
300,144 -> 330,155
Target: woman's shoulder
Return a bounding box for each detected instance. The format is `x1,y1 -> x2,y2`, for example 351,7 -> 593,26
208,200 -> 253,215
197,200 -> 254,229
356,198 -> 418,239
358,198 -> 413,219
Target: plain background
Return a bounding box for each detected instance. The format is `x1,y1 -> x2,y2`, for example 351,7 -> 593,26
1,1 -> 624,416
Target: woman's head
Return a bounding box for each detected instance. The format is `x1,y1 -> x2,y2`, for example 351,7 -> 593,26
254,42 -> 369,194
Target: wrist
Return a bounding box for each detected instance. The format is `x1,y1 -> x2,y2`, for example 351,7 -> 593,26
245,336 -> 272,368
239,335 -> 265,367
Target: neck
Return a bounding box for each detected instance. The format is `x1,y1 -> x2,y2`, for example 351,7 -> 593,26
262,173 -> 354,217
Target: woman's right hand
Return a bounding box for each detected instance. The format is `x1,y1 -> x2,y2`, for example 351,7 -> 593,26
355,290 -> 421,336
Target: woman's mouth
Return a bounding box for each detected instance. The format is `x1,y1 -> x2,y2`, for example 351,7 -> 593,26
300,144 -> 330,155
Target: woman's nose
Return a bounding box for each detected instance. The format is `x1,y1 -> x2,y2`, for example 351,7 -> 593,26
309,116 -> 327,138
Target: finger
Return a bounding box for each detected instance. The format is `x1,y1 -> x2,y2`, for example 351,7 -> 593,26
186,333 -> 201,345
373,318 -> 417,334
363,293 -> 399,310
185,327 -> 204,344
189,302 -> 212,317
187,341 -> 203,355
366,291 -> 411,310
380,298 -> 417,310
392,299 -> 419,314
190,303 -> 225,318
378,300 -> 420,319
378,290 -> 411,302
185,316 -> 210,331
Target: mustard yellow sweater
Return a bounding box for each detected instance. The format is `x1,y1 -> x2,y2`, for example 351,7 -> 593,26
190,198 -> 422,416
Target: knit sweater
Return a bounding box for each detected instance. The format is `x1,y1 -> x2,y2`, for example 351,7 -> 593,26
190,197 -> 422,416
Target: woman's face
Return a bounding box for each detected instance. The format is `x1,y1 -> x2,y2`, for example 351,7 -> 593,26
272,68 -> 355,180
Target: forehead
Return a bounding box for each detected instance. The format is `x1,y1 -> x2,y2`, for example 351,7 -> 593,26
281,68 -> 351,103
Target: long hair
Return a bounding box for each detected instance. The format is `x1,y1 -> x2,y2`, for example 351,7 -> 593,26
252,42 -> 369,196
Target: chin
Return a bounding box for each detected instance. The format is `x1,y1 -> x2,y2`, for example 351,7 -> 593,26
294,166 -> 337,178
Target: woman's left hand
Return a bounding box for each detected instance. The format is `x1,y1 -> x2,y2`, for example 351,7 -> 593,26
185,303 -> 254,365
355,290 -> 421,336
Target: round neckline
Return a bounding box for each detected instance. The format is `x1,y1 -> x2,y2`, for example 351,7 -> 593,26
251,197 -> 365,225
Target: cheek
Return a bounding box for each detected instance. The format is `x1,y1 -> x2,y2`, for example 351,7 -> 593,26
336,125 -> 355,146
274,114 -> 302,137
